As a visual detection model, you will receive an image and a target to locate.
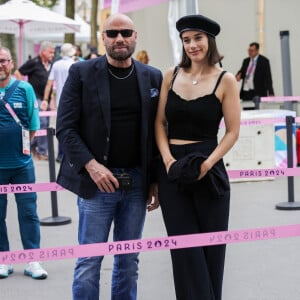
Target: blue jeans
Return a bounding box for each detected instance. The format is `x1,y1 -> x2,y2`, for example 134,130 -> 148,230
31,99 -> 49,155
72,167 -> 147,300
0,160 -> 40,251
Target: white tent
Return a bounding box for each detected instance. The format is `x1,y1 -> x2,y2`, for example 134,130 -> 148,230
27,14 -> 91,43
0,0 -> 80,65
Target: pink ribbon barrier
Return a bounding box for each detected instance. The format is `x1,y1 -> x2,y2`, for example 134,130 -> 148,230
34,129 -> 47,136
1,167 -> 300,194
261,96 -> 300,102
239,117 -> 286,126
0,223 -> 299,265
219,116 -> 300,128
39,111 -> 57,117
220,117 -> 290,128
1,168 -> 300,264
227,167 -> 300,179
0,182 -> 64,194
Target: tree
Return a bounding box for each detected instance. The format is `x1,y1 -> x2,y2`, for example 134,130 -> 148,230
32,0 -> 58,8
65,0 -> 75,44
0,0 -> 16,67
90,0 -> 98,50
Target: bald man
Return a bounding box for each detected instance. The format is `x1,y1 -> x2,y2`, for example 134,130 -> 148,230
56,13 -> 163,299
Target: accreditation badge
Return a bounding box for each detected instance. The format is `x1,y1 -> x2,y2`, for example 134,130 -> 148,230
22,128 -> 30,156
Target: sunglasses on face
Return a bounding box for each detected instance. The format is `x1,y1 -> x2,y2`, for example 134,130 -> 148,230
104,29 -> 134,38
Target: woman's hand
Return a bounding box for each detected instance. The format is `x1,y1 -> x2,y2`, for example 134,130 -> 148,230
197,159 -> 212,180
147,183 -> 159,212
165,157 -> 176,174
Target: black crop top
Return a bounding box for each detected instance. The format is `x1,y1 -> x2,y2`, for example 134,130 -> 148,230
165,70 -> 226,141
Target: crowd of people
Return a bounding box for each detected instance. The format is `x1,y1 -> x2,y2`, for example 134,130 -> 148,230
2,10 -> 281,300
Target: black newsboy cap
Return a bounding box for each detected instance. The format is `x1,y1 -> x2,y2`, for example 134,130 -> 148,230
176,14 -> 220,37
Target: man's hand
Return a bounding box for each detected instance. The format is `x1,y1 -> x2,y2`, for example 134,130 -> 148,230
85,159 -> 119,193
40,100 -> 48,111
235,72 -> 242,81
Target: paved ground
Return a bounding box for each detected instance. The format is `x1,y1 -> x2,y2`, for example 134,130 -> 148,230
2,156 -> 300,300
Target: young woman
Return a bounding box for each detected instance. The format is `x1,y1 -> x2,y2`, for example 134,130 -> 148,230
155,14 -> 240,300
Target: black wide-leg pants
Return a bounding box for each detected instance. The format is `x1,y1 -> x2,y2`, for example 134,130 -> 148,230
157,140 -> 230,300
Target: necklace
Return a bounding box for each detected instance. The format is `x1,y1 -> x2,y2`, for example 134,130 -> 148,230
108,64 -> 135,80
191,73 -> 200,85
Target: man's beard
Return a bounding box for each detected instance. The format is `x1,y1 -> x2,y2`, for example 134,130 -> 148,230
0,71 -> 9,81
106,43 -> 136,61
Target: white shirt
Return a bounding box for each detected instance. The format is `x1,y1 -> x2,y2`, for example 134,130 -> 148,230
48,56 -> 75,106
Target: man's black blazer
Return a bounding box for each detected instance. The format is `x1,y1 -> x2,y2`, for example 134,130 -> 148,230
56,55 -> 163,199
238,54 -> 274,99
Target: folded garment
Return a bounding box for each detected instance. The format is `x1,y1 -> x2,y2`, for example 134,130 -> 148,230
168,152 -> 230,199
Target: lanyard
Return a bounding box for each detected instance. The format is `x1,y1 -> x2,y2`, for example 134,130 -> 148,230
0,100 -> 23,126
0,80 -> 22,127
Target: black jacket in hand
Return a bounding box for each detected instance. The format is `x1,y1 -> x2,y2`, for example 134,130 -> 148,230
168,152 -> 230,199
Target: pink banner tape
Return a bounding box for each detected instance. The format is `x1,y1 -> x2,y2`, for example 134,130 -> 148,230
34,129 -> 47,136
1,167 -> 300,194
0,182 -> 64,194
227,167 -> 300,178
103,0 -> 169,13
1,223 -> 299,265
39,111 -> 57,117
261,96 -> 300,102
220,117 -> 289,128
239,117 -> 286,126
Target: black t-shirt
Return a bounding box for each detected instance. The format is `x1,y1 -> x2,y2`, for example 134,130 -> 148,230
18,56 -> 52,100
107,64 -> 141,168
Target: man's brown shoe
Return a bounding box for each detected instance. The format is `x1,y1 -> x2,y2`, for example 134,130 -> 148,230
36,154 -> 48,161
31,149 -> 37,158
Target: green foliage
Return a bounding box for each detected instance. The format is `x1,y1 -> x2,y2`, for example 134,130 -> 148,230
32,0 -> 58,9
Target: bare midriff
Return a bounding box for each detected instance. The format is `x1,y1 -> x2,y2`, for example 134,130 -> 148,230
169,139 -> 202,145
